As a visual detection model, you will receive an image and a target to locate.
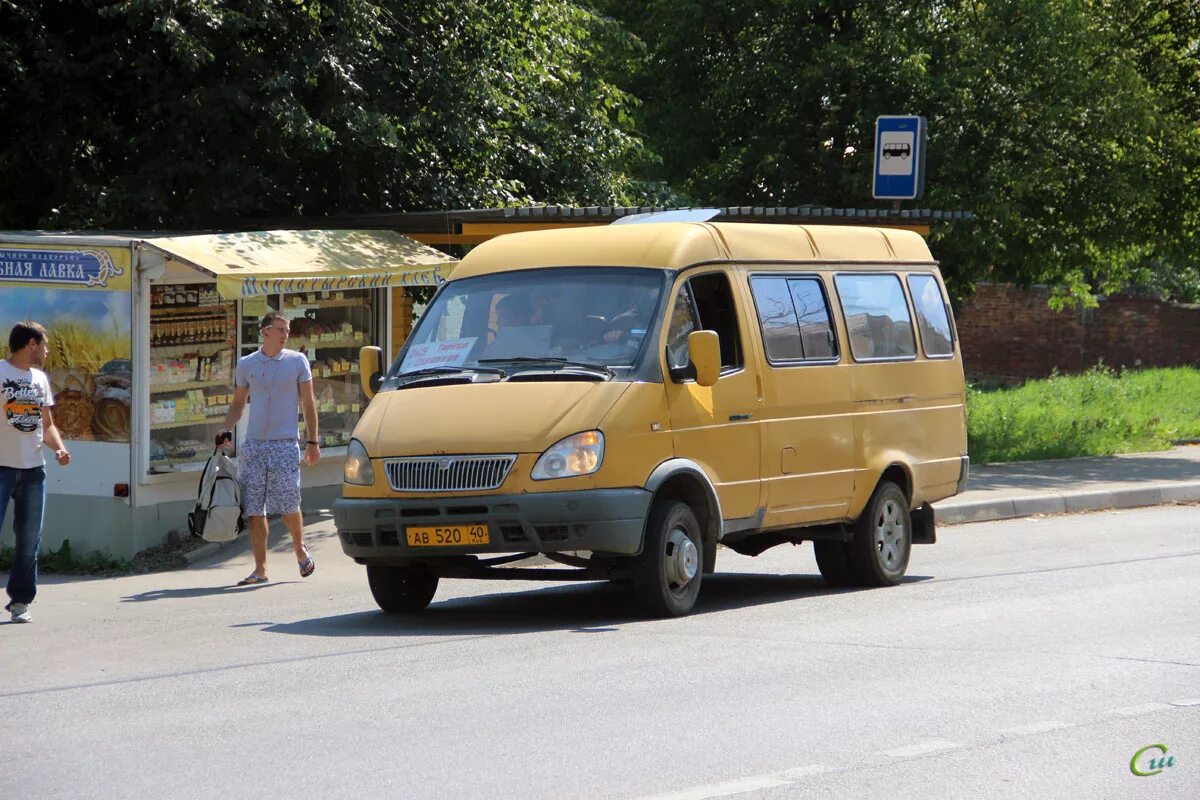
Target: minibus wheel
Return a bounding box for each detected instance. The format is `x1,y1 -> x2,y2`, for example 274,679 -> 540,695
367,564 -> 439,612
813,541 -> 855,587
846,481 -> 911,586
633,501 -> 703,617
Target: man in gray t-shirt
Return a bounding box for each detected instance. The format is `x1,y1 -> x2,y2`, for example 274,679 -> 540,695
220,311 -> 321,586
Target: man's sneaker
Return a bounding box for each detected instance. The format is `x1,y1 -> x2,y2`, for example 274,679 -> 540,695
5,602 -> 31,623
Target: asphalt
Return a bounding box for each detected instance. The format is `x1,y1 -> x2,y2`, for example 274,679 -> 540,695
183,444 -> 1200,565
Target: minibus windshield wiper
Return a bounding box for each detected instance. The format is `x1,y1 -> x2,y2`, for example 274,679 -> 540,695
478,357 -> 615,379
395,366 -> 507,382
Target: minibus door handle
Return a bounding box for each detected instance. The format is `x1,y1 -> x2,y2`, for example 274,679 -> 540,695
729,412 -> 753,421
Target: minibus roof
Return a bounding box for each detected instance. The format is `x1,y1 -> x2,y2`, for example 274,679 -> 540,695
449,222 -> 935,281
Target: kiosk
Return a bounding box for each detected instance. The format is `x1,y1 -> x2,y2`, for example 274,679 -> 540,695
0,230 -> 454,558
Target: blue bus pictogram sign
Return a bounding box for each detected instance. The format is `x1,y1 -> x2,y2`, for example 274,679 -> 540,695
873,115 -> 927,200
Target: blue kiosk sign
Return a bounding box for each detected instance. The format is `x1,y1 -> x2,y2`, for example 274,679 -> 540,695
873,115 -> 927,200
0,247 -> 125,288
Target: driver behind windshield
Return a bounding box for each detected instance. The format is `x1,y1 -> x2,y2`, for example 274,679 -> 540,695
399,268 -> 664,375
494,292 -> 535,329
601,286 -> 657,343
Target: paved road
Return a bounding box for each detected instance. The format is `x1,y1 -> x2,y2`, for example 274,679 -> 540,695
2,507 -> 1197,799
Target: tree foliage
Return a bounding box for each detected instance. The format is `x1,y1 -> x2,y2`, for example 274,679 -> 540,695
597,0 -> 1200,301
0,0 -> 651,228
2,1 -> 1198,303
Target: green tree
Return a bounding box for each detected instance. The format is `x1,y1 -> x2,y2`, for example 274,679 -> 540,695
0,0 -> 652,229
597,0 -> 1200,302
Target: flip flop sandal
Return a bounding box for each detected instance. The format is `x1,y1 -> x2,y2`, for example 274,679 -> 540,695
237,574 -> 269,586
299,557 -> 316,578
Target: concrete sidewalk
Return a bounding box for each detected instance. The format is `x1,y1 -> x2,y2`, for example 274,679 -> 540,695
933,444 -> 1200,524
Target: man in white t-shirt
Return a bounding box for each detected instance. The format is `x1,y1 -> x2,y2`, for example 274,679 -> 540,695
1,322 -> 70,623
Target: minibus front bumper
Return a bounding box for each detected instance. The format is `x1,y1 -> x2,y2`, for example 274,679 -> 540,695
333,489 -> 653,560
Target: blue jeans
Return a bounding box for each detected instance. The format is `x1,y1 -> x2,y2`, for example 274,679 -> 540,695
1,465 -> 46,605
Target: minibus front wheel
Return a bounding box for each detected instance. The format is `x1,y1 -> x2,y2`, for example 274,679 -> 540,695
632,500 -> 703,617
367,564 -> 439,613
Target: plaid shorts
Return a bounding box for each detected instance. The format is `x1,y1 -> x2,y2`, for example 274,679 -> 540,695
239,439 -> 301,517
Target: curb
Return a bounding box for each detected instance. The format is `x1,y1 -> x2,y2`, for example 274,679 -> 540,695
183,542 -> 223,564
934,481 -> 1200,525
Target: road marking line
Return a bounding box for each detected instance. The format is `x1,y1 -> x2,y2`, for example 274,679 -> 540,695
884,740 -> 962,758
1169,698 -> 1200,707
773,765 -> 832,780
998,721 -> 1074,736
1104,703 -> 1173,717
638,775 -> 791,800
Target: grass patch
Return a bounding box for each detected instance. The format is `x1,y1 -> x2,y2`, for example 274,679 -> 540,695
968,365 -> 1200,463
0,535 -> 208,576
0,539 -> 131,576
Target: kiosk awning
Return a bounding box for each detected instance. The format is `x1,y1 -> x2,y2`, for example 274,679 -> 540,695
144,229 -> 456,299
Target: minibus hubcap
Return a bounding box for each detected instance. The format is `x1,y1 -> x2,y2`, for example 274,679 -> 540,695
875,499 -> 906,569
666,526 -> 699,589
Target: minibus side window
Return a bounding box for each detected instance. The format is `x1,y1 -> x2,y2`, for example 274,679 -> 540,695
689,272 -> 743,370
749,276 -> 837,364
665,272 -> 744,377
750,277 -> 804,360
791,279 -> 837,359
833,273 -> 917,361
906,273 -> 955,357
665,285 -> 698,370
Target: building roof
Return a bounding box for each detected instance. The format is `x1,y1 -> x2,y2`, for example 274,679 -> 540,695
279,205 -> 972,245
448,222 -> 934,280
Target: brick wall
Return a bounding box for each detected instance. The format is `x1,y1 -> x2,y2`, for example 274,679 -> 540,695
956,284 -> 1200,383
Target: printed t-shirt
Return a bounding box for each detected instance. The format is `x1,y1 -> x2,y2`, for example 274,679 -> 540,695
0,358 -> 55,469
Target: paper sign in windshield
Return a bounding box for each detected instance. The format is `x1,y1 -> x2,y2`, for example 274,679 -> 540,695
405,338 -> 476,370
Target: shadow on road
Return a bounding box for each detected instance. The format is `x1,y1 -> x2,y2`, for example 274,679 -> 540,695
121,581 -> 296,602
257,572 -> 932,638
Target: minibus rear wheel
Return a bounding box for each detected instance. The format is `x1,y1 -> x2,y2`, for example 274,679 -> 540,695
846,481 -> 911,586
632,500 -> 703,617
367,564 -> 439,613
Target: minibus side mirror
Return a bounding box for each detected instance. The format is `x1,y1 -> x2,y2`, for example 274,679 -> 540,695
687,330 -> 721,387
359,346 -> 383,399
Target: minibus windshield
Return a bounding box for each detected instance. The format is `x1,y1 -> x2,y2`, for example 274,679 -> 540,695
394,268 -> 664,377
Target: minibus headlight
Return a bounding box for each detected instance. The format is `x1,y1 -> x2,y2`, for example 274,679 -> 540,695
344,439 -> 375,486
531,431 -> 605,480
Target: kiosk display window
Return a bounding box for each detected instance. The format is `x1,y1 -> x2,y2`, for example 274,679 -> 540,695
148,282 -> 237,471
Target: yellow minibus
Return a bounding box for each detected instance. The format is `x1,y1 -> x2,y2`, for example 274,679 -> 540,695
334,222 -> 968,616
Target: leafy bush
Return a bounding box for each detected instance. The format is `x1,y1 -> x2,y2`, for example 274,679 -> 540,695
967,366 -> 1200,463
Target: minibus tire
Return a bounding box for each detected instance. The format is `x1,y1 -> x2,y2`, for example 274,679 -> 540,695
632,501 -> 703,617
367,564 -> 439,612
813,541 -> 855,587
846,481 -> 911,586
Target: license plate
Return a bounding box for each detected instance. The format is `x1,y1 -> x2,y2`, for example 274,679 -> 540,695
406,523 -> 490,547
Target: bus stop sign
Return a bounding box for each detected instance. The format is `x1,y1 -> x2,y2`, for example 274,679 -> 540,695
873,115 -> 927,200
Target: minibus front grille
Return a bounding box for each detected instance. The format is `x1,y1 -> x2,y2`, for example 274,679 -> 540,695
383,455 -> 517,493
